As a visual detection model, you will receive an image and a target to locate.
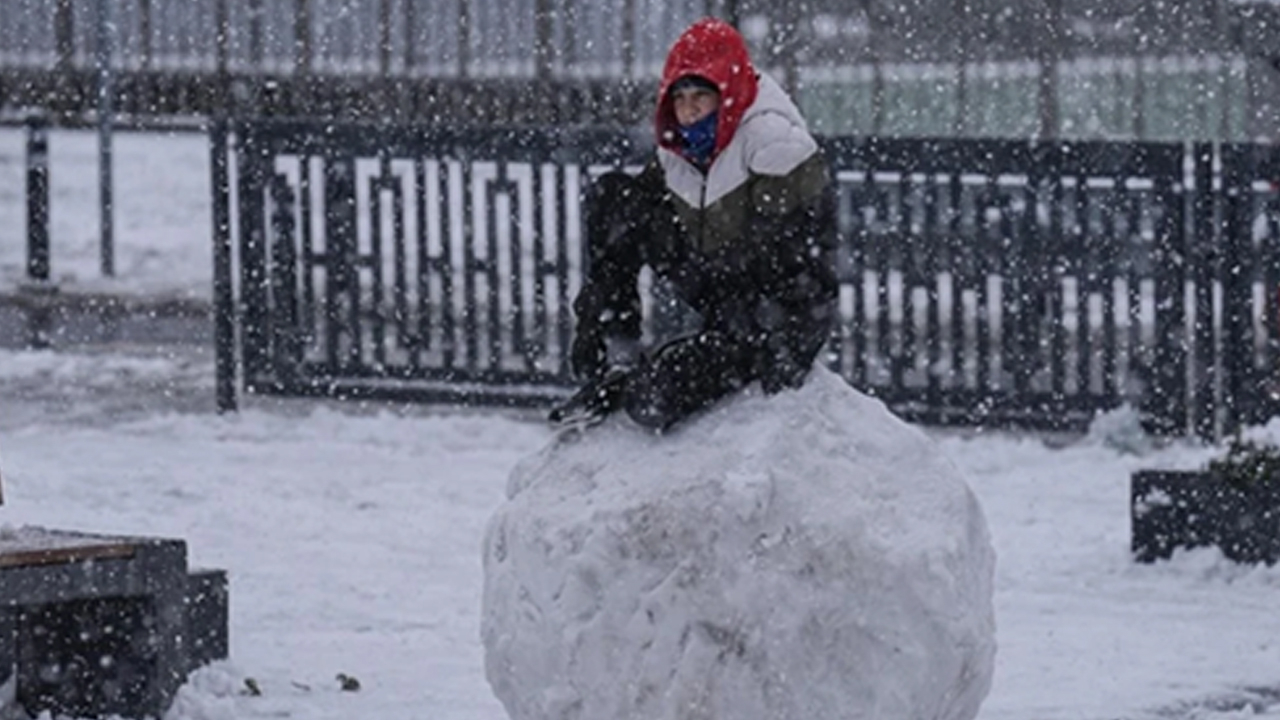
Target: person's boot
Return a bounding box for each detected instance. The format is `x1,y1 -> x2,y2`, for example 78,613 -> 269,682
547,369 -> 630,430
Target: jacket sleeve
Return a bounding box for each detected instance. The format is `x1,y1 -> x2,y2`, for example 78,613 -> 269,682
745,151 -> 839,392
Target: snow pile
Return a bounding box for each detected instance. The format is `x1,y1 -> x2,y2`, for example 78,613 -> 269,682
1085,404 -> 1155,456
481,367 -> 997,720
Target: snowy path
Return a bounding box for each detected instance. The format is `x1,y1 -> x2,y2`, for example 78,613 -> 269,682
1,346 -> 1279,720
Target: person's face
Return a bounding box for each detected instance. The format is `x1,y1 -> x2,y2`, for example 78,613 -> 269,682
671,86 -> 720,128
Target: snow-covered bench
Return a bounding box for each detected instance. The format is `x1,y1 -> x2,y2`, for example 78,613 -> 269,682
0,527 -> 227,719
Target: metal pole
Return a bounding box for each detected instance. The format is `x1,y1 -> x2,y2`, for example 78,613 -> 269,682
210,119 -> 237,413
97,0 -> 115,277
1036,0 -> 1063,140
26,115 -> 50,283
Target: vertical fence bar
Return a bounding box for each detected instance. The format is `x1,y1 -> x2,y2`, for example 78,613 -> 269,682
534,0 -> 554,79
391,174 -> 409,352
1125,186 -> 1144,402
923,175 -> 943,406
294,0 -> 312,75
456,0 -> 470,78
621,0 -> 637,79
974,177 -> 995,398
97,0 -> 115,277
897,176 -> 916,391
486,173 -> 505,373
413,157 -> 431,366
1263,152 -> 1280,423
1220,144 -> 1253,433
378,0 -> 392,78
1191,142 -> 1216,439
462,160 -> 478,369
248,0 -> 264,69
507,171 -> 529,371
1099,182 -> 1120,401
555,164 -> 572,378
1046,164 -> 1067,413
25,115 -> 51,284
299,155 -> 316,349
848,183 -> 867,387
531,164 -> 549,361
403,0 -> 417,75
367,169 -> 388,370
1073,175 -> 1093,409
324,154 -> 359,370
871,181 -> 891,392
54,0 -> 74,75
1012,147 -> 1041,403
441,159 -> 458,370
210,118 -> 237,413
269,175 -> 301,386
947,172 -> 965,397
237,125 -> 272,387
214,0 -> 229,97
138,0 -> 153,70
1142,162 -> 1189,434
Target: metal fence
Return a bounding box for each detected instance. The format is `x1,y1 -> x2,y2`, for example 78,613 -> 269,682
211,118 -> 1280,436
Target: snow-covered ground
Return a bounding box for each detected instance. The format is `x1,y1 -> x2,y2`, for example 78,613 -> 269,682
2,125 -> 1280,720
1,345 -> 1280,720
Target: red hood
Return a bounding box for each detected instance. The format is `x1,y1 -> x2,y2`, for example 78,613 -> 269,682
655,18 -> 758,162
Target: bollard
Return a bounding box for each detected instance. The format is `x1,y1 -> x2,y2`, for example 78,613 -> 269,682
26,115 -> 50,283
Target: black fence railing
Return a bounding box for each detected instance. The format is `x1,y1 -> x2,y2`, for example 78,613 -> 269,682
211,118 -> 1280,437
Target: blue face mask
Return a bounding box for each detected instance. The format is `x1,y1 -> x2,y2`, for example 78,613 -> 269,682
678,111 -> 718,167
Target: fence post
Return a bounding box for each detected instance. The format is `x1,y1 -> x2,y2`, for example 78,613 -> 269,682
210,119 -> 237,413
456,0 -> 470,78
248,0 -> 264,69
138,0 -> 153,71
534,0 -> 554,79
26,115 -> 51,284
53,0 -> 76,117
24,114 -> 55,350
378,0 -> 393,77
1035,0 -> 1063,139
294,0 -> 312,75
97,0 -> 115,278
1191,142 -> 1217,440
1220,144 -> 1254,434
1141,155 -> 1189,435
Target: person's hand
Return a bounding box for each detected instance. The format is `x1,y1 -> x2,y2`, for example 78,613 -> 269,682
570,327 -> 606,382
759,338 -> 808,395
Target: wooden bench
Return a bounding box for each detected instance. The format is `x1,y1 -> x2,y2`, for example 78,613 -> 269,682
0,526 -> 228,719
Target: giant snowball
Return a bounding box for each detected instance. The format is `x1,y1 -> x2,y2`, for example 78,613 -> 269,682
481,367 -> 996,720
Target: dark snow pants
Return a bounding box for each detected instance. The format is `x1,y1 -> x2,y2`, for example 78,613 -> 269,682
618,331 -> 757,431
573,169 -> 834,431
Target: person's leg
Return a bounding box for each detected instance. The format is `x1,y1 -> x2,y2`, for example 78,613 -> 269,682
570,172 -> 652,381
621,332 -> 756,431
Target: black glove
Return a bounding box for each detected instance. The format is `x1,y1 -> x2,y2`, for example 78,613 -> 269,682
570,326 -> 607,382
754,297 -> 830,395
758,334 -> 810,395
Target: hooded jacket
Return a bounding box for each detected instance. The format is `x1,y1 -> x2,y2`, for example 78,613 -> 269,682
576,18 -> 837,389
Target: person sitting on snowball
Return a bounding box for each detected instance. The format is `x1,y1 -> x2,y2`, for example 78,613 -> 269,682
549,17 -> 838,432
